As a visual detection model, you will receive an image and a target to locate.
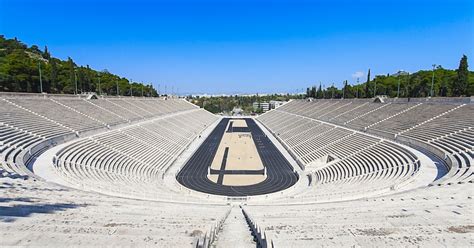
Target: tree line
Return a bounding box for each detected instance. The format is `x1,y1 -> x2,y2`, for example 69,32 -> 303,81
306,55 -> 473,99
2,35 -> 472,99
190,94 -> 301,114
0,35 -> 158,96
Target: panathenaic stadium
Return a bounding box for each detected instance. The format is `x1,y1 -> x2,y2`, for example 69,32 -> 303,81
0,92 -> 473,247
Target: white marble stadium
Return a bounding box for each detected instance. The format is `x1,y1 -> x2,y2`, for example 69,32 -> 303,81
0,93 -> 472,247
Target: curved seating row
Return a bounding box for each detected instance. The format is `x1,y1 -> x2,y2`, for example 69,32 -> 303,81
264,99 -> 474,184
0,96 -> 200,179
257,107 -> 420,198
53,109 -> 218,199
314,142 -> 419,193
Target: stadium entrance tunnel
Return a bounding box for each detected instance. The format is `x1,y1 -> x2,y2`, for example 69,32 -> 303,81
176,118 -> 299,196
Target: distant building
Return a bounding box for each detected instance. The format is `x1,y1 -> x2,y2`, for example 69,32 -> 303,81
232,107 -> 243,116
269,100 -> 286,109
253,101 -> 286,113
253,102 -> 270,112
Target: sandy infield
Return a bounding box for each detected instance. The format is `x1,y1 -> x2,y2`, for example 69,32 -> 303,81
208,119 -> 266,186
230,119 -> 247,128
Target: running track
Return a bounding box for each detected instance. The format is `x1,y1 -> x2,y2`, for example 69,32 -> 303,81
176,118 -> 299,196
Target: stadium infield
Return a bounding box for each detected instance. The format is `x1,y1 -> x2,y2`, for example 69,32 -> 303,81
176,118 -> 299,196
208,119 -> 265,186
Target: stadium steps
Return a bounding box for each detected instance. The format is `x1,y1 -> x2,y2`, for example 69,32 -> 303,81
344,102 -> 390,125
105,99 -> 147,120
429,128 -> 473,146
312,139 -> 384,180
328,102 -> 369,121
308,101 -> 341,118
366,103 -> 422,130
51,108 -> 218,200
317,101 -> 353,119
292,125 -> 336,148
397,104 -> 466,136
50,98 -> 109,128
302,132 -> 356,164
209,207 -> 254,248
122,99 -> 156,116
2,98 -> 79,136
85,99 -> 131,123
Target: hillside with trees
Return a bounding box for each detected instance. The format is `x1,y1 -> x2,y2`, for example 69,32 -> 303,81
1,35 -> 472,101
306,55 -> 474,99
0,35 -> 157,96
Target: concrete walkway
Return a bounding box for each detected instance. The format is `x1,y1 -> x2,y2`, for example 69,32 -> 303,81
215,207 -> 255,248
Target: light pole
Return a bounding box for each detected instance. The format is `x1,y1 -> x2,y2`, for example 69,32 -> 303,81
74,71 -> 78,95
38,62 -> 43,93
97,73 -> 101,95
406,72 -> 410,98
356,78 -> 359,98
430,64 -> 436,97
374,80 -> 377,97
397,73 -> 401,98
116,81 -> 119,96
342,81 -> 345,99
331,83 -> 335,99
315,81 -> 324,99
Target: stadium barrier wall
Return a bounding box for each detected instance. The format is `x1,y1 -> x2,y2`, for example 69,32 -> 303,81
19,122 -> 117,175
0,91 -> 175,100
395,135 -> 449,166
0,92 -> 80,99
366,128 -> 396,140
18,133 -> 78,175
385,96 -> 472,104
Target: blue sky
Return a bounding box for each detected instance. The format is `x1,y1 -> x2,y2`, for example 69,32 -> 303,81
1,0 -> 473,94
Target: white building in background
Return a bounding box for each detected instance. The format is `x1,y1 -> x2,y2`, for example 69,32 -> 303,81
269,100 -> 286,109
253,101 -> 287,113
253,102 -> 270,112
232,107 -> 243,116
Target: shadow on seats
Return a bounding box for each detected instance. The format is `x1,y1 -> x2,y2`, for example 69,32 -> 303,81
0,199 -> 88,222
0,197 -> 37,203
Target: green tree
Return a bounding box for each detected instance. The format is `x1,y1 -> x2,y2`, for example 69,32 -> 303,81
365,69 -> 371,98
316,83 -> 322,98
343,80 -> 348,98
67,57 -> 76,94
439,80 -> 448,97
43,46 -> 51,60
453,55 -> 469,96
0,35 -> 158,96
310,86 -> 316,98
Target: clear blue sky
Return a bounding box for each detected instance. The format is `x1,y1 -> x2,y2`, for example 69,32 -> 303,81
1,0 -> 473,94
